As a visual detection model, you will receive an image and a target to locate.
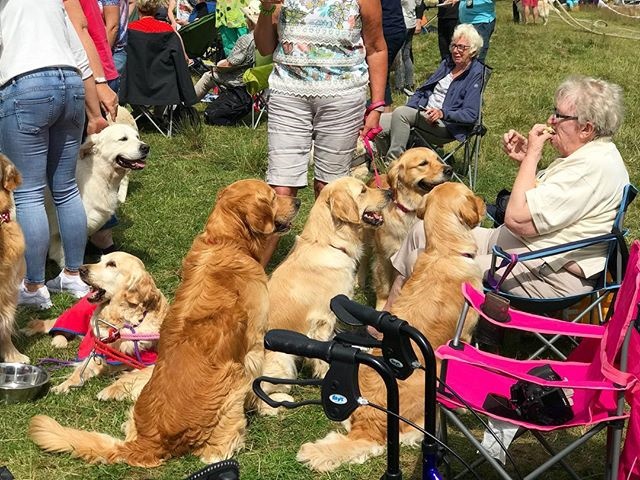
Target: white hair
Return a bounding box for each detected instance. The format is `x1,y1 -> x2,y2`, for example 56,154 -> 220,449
451,24 -> 484,58
555,76 -> 624,138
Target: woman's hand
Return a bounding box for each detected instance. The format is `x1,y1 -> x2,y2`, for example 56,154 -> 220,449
361,110 -> 382,139
502,129 -> 528,163
86,115 -> 109,135
525,123 -> 554,159
96,83 -> 118,121
422,107 -> 443,124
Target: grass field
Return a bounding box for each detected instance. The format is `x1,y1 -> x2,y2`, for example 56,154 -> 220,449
4,1 -> 640,478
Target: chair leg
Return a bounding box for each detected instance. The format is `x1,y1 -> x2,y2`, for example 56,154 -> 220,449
605,419 -> 625,480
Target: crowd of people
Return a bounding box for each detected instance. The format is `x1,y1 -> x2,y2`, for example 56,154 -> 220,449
0,0 -> 631,322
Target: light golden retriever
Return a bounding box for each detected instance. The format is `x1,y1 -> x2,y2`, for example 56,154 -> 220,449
47,123 -> 149,267
259,177 -> 392,415
0,154 -> 29,364
364,147 -> 452,309
296,182 -> 485,471
23,252 -> 168,395
29,179 -> 300,467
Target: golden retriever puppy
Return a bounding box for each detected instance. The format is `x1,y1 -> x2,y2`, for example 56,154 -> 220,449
365,147 -> 452,309
297,182 -> 485,471
29,179 -> 300,467
259,177 -> 392,415
0,154 -> 29,364
24,252 -> 168,394
47,123 -> 149,267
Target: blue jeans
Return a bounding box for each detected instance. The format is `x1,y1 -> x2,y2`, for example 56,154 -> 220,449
473,20 -> 496,64
0,67 -> 87,283
112,49 -> 127,79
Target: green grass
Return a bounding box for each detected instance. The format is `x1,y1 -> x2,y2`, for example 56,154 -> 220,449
4,1 -> 640,478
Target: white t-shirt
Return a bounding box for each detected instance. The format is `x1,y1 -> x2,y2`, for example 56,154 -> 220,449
0,0 -> 91,86
525,138 -> 629,277
426,74 -> 453,110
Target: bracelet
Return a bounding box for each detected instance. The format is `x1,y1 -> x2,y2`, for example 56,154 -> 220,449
94,76 -> 108,85
365,101 -> 386,117
259,2 -> 276,15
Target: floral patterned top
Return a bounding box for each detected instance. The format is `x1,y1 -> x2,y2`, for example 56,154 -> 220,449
270,0 -> 369,97
215,0 -> 248,28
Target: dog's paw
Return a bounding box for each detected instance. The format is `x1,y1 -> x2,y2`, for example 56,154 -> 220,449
3,351 -> 30,364
97,384 -> 130,402
257,392 -> 295,416
21,320 -> 48,336
297,441 -> 342,472
50,335 -> 69,349
51,382 -> 74,394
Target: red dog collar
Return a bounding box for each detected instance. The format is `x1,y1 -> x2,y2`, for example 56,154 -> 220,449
0,210 -> 11,224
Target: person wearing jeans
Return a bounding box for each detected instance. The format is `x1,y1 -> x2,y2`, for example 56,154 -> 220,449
0,0 -> 107,309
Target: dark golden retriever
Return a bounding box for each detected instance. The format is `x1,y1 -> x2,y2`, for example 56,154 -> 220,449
297,182 -> 485,471
29,179 -> 300,467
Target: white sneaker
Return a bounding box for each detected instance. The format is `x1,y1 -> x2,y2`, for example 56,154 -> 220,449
46,271 -> 89,298
18,282 -> 53,310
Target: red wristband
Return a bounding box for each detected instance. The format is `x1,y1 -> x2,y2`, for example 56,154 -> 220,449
366,101 -> 386,114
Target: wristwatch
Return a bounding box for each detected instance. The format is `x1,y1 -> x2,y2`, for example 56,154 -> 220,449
94,76 -> 108,85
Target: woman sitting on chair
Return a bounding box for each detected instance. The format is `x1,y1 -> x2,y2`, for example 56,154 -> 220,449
386,76 -> 629,307
377,23 -> 484,163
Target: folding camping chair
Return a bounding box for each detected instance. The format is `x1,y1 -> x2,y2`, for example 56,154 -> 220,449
120,23 -> 198,137
485,183 -> 638,360
408,63 -> 492,190
178,12 -> 219,73
242,52 -> 272,129
435,239 -> 640,479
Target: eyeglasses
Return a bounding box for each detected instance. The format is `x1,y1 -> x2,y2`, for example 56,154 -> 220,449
551,109 -> 578,121
450,43 -> 471,52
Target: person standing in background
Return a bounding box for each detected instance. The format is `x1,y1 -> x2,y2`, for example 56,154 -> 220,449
393,0 -> 417,92
216,0 -> 249,56
0,0 -> 107,308
454,0 -> 495,63
168,0 -> 193,29
431,0 -> 459,60
381,0 -> 407,109
98,0 -> 130,78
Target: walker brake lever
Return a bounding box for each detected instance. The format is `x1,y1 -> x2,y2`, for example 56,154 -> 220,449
252,376 -> 322,410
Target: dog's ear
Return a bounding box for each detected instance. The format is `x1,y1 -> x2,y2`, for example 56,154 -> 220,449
79,135 -> 98,159
458,194 -> 486,228
329,190 -> 360,224
124,271 -> 161,310
1,155 -> 22,192
386,159 -> 401,189
416,193 -> 429,220
246,193 -> 275,234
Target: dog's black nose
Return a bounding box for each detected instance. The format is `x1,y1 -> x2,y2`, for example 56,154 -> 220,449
293,197 -> 301,208
140,143 -> 150,154
444,165 -> 453,177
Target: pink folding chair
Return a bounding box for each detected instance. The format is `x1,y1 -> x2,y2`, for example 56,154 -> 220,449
435,240 -> 640,479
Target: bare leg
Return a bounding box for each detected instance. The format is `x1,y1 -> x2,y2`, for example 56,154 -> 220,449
313,179 -> 327,199
261,185 -> 299,268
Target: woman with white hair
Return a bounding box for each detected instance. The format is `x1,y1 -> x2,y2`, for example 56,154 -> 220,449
376,23 -> 485,163
387,75 -> 629,306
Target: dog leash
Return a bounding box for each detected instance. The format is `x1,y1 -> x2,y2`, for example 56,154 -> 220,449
363,101 -> 385,189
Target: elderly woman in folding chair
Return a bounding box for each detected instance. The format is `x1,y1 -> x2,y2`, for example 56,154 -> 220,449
375,23 -> 484,164
385,76 -> 629,309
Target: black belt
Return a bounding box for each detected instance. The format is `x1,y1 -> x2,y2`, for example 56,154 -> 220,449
5,66 -> 80,86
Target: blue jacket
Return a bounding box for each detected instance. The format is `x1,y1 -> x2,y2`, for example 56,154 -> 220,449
406,57 -> 484,141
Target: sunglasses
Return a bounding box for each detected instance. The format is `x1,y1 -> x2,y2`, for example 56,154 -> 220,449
450,43 -> 471,52
552,109 -> 578,121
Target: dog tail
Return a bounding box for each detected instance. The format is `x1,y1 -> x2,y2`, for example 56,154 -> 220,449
29,415 -> 127,464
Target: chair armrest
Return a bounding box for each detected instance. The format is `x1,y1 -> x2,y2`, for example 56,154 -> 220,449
462,283 -> 605,338
436,342 -> 622,391
492,232 -> 619,264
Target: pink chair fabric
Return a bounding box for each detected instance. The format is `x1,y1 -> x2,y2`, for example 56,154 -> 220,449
436,240 -> 640,478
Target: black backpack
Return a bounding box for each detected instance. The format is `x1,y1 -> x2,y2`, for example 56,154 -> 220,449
203,86 -> 253,126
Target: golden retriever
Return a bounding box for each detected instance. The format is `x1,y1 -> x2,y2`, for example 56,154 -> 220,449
47,123 -> 149,267
296,182 -> 485,471
0,154 -> 29,364
259,177 -> 392,415
364,147 -> 452,309
29,179 -> 300,467
23,252 -> 168,395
